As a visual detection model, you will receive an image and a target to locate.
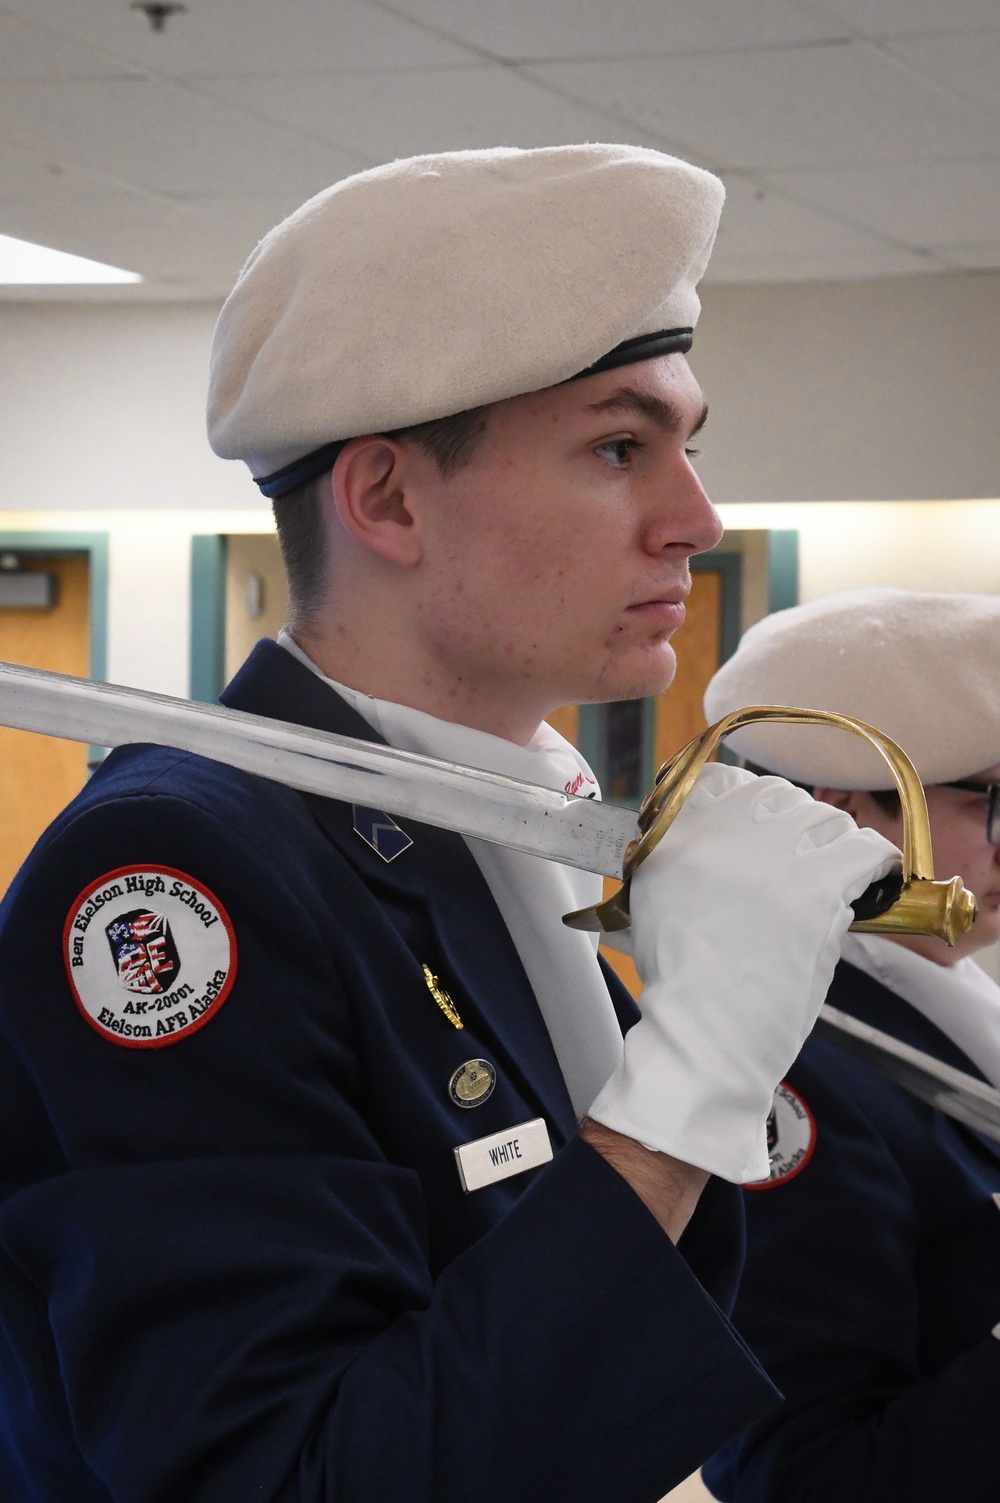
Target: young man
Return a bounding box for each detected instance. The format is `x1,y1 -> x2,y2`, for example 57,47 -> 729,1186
701,587 -> 1000,1503
0,147 -> 897,1503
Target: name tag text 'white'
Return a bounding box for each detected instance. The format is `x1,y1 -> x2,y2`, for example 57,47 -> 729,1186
454,1117 -> 553,1193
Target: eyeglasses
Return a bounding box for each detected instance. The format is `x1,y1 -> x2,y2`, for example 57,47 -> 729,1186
942,781 -> 1000,846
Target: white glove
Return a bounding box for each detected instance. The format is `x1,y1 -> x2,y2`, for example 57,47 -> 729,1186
588,763 -> 900,1182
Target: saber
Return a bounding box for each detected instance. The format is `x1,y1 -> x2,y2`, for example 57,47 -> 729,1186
5,661 -> 997,1139
0,660 -> 637,877
0,662 -> 977,943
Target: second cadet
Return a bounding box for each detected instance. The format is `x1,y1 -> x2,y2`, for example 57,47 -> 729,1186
702,587 -> 1000,1503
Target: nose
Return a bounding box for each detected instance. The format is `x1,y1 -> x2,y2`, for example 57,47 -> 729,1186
642,452 -> 723,558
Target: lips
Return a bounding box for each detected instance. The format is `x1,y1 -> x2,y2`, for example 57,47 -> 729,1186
625,597 -> 687,630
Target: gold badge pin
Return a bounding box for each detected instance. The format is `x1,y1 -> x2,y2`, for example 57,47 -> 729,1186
422,964 -> 463,1030
449,1059 -> 496,1109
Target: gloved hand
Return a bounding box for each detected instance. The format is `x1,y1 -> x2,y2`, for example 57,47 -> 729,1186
588,763 -> 900,1182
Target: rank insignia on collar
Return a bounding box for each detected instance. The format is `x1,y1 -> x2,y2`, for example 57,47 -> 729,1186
352,806 -> 413,862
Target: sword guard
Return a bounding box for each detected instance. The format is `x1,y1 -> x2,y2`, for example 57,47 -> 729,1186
563,705 -> 979,946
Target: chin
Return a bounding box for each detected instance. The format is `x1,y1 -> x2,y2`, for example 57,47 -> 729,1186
568,640 -> 678,707
614,649 -> 678,701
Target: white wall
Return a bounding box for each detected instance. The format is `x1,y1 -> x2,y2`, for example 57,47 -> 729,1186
716,499 -> 1000,600
695,272 -> 1000,505
1,276 -> 999,699
0,302 -> 254,514
3,271 -> 1000,519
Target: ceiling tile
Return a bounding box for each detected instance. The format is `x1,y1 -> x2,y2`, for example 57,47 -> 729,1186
0,188 -> 251,291
0,12 -> 135,81
803,0 -> 1000,37
0,147 -> 91,201
769,161 -> 1000,247
0,77 -> 367,197
703,246 -> 948,282
714,176 -> 893,257
2,0 -> 472,74
528,40 -> 1000,170
198,64 -> 665,163
884,28 -> 1000,114
382,0 -> 839,61
932,241 -> 1000,269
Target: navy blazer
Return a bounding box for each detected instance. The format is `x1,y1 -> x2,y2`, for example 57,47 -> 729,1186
704,958 -> 1000,1503
0,639 -> 775,1503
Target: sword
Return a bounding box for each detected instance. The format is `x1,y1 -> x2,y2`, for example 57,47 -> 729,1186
0,660 -> 636,877
6,660 -> 999,1141
0,661 -> 965,936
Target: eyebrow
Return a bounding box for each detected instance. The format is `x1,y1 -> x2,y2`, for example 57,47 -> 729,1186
585,386 -> 709,438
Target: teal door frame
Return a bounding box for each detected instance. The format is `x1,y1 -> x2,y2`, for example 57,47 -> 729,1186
190,535 -> 227,703
767,529 -> 799,613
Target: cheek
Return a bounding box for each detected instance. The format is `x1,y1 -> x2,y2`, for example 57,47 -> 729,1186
928,817 -> 993,892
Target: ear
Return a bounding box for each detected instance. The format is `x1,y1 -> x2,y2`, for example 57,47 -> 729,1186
326,436 -> 424,568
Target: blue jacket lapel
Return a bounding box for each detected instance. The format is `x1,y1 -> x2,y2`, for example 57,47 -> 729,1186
221,639 -> 578,1142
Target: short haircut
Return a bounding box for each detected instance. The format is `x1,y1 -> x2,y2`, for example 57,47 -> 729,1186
272,405 -> 489,627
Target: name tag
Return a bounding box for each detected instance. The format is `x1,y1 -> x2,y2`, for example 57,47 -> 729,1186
454,1117 -> 553,1194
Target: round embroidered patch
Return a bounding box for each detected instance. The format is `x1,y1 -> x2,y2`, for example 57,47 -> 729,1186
745,1081 -> 817,1190
63,865 -> 237,1049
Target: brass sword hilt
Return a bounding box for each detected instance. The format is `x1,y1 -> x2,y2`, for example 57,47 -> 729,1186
564,705 -> 978,946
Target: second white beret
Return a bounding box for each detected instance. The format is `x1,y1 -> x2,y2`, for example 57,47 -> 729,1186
704,587 -> 1000,788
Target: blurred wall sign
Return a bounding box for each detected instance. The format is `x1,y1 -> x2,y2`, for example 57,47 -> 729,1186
0,570 -> 57,610
246,572 -> 265,620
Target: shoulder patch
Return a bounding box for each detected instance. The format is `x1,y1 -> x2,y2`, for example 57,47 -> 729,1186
63,866 -> 237,1049
745,1081 -> 817,1190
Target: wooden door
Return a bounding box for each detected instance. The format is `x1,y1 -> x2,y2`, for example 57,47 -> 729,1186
224,533 -> 289,683
0,555 -> 90,897
652,568 -> 722,767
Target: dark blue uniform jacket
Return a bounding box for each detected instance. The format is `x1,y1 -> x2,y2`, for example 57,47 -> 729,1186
0,640 -> 776,1503
704,957 -> 1000,1503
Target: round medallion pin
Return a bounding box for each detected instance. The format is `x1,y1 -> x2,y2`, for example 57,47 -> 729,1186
449,1059 -> 496,1108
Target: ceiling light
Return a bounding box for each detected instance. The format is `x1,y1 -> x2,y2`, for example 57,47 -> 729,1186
0,233 -> 142,285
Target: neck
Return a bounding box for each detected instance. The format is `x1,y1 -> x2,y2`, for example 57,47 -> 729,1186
291,619 -> 547,746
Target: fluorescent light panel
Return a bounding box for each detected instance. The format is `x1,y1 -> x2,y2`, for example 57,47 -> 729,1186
0,233 -> 141,284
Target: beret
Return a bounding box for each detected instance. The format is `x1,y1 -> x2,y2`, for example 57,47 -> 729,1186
703,588 -> 1000,789
206,144 -> 724,494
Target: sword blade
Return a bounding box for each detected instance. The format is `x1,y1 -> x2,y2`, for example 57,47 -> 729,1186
815,1004 -> 1000,1145
0,660 -> 637,878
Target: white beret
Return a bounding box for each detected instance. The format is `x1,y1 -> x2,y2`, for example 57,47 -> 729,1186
703,588 -> 1000,789
206,144 -> 724,493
